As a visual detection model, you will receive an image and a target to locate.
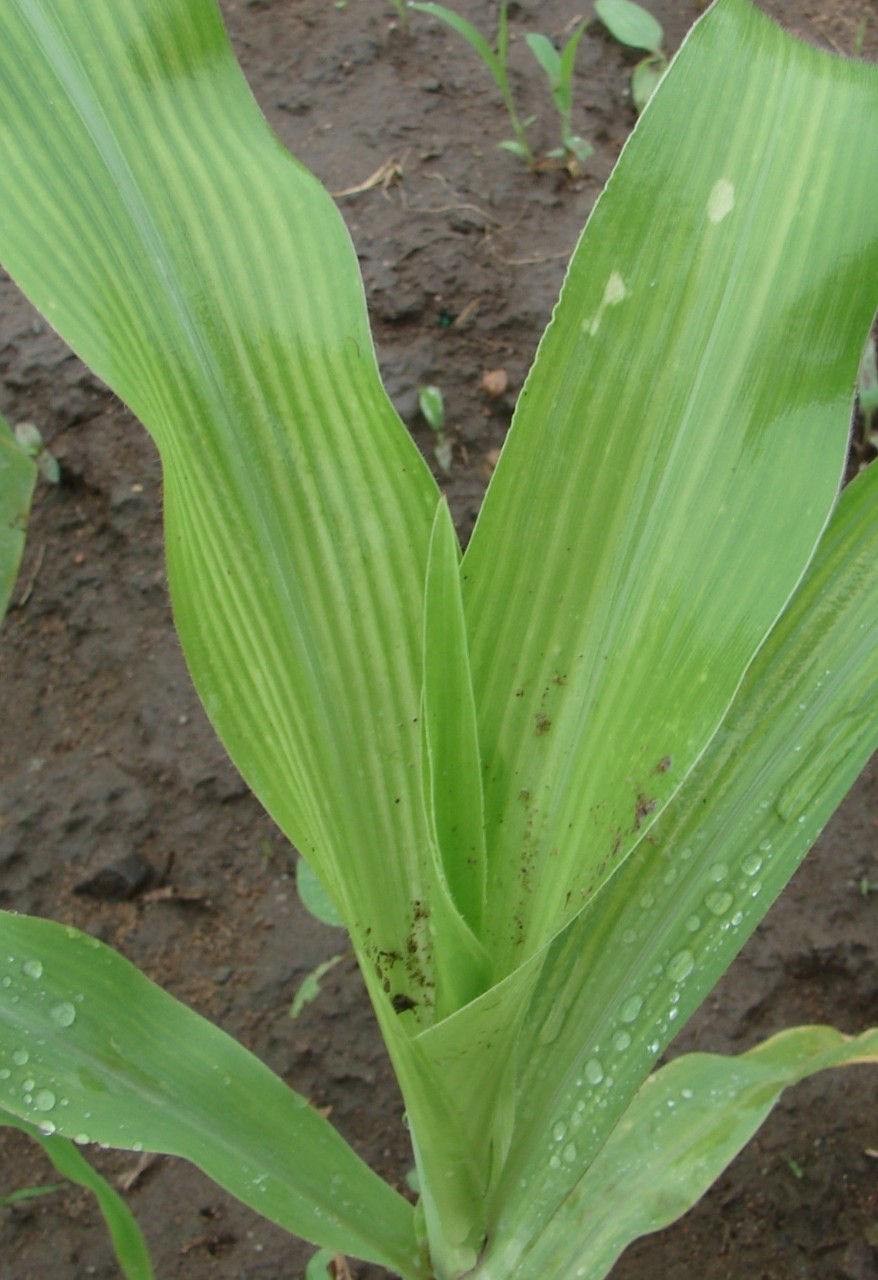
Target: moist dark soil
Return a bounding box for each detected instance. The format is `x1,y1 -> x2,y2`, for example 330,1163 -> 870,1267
1,2 -> 876,1278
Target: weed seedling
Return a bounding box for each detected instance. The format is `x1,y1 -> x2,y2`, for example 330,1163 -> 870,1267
409,1 -> 536,163
418,384 -> 453,471
595,0 -> 668,111
525,22 -> 593,170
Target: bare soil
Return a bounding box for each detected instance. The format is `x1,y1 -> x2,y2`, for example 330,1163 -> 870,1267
1,2 -> 876,1278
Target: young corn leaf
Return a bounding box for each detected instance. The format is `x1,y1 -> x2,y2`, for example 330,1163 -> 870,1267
460,0 -> 878,977
1,1109 -> 154,1280
478,1027 -> 878,1280
480,454 -> 878,1273
0,0 -> 876,1277
0,915 -> 424,1277
0,410 -> 37,619
0,0 -> 443,1035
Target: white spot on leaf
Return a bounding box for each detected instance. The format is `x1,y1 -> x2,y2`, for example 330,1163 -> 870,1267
707,178 -> 735,224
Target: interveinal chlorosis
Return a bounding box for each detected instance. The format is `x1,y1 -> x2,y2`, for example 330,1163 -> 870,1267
0,1 -> 875,1278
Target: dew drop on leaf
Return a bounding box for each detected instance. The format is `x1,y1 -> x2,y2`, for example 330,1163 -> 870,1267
619,995 -> 643,1023
741,853 -> 763,876
552,1120 -> 567,1142
22,959 -> 43,979
34,1088 -> 55,1112
562,1142 -> 577,1164
49,1002 -> 76,1028
705,890 -> 733,916
613,1030 -> 631,1052
708,863 -> 728,882
666,949 -> 695,982
584,1058 -> 604,1085
37,1120 -> 56,1135
685,914 -> 701,932
21,1077 -> 35,1093
12,1048 -> 29,1066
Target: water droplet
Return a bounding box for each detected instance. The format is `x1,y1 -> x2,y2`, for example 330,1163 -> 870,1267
705,890 -> 733,916
34,1089 -> 55,1112
584,1058 -> 604,1085
37,1120 -> 56,1135
741,853 -> 763,876
662,868 -> 677,886
666,949 -> 694,983
681,1088 -> 694,1100
0,977 -> 9,988
561,1142 -> 577,1165
621,928 -> 636,945
731,912 -> 743,927
685,914 -> 701,933
22,1093 -> 32,1104
552,1120 -> 567,1142
549,1154 -> 561,1170
680,847 -> 693,861
708,863 -> 728,883
639,892 -> 655,909
619,995 -> 643,1023
0,1068 -> 9,1080
22,959 -> 43,979
21,1077 -> 35,1093
131,1141 -> 143,1152
613,1030 -> 631,1052
12,1049 -> 29,1066
49,1002 -> 76,1028
74,1133 -> 90,1145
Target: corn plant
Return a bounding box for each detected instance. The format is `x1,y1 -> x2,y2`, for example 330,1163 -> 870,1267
0,2 -> 877,1279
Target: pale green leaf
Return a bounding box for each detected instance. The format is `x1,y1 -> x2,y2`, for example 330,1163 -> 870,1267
0,914 -> 423,1277
631,54 -> 665,111
0,0 -> 443,1031
1,1108 -> 154,1280
289,953 -> 346,1018
461,0 -> 878,974
409,3 -> 503,90
596,0 -> 664,53
0,410 -> 37,622
481,1026 -> 878,1280
479,456 -> 878,1270
297,858 -> 345,930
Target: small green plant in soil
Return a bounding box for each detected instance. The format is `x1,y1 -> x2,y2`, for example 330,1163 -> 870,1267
595,0 -> 669,111
409,1 -> 537,162
418,384 -> 454,471
0,2 -> 877,1279
525,22 -> 593,169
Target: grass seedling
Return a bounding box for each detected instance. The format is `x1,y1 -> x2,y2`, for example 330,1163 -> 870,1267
409,1 -> 536,163
525,23 -> 593,170
595,0 -> 669,111
0,2 -> 876,1278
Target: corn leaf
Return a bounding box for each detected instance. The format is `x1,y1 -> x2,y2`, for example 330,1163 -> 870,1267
461,0 -> 878,974
0,914 -> 424,1276
0,1108 -> 154,1280
477,455 -> 878,1271
0,0 -> 443,1027
478,1026 -> 878,1280
0,410 -> 37,621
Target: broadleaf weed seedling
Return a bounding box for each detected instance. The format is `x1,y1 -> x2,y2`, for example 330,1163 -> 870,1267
595,0 -> 668,111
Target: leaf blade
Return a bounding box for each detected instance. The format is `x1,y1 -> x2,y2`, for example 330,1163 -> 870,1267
0,914 -> 423,1276
461,0 -> 878,974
